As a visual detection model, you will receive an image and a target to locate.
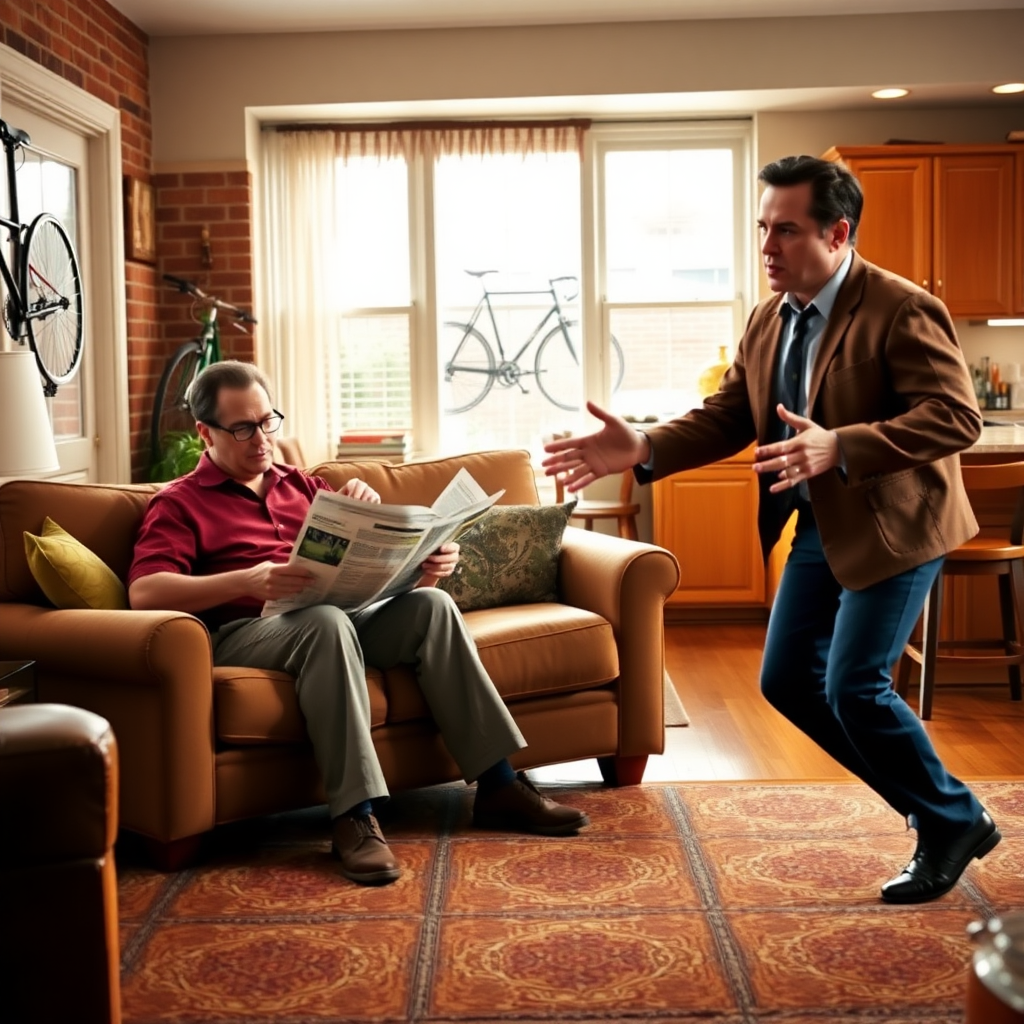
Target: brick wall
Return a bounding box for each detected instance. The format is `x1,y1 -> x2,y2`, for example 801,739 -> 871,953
2,0 -> 158,479
153,169 -> 256,366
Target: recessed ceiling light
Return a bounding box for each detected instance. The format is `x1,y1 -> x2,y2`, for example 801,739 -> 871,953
872,88 -> 910,100
992,83 -> 1024,95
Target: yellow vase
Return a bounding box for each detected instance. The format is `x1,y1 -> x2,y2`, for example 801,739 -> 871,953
697,344 -> 731,398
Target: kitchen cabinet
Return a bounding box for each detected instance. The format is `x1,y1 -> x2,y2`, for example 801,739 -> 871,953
824,145 -> 1021,318
653,446 -> 767,614
1016,151 -> 1024,316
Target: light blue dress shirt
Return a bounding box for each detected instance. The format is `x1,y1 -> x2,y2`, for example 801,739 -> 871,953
775,250 -> 854,420
776,250 -> 854,494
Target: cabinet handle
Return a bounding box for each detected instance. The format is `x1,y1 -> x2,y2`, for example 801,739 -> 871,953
937,279 -> 943,290
923,279 -> 929,288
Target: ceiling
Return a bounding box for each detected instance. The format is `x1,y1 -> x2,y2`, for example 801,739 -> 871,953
109,0 -> 1024,37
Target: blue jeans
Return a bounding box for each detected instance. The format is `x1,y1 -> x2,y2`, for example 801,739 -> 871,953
760,505 -> 982,840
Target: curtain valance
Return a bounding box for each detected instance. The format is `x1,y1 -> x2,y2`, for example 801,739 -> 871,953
269,119 -> 591,161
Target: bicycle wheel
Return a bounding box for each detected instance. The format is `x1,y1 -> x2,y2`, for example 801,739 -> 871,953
442,322 -> 495,414
534,321 -> 626,411
150,340 -> 206,466
22,212 -> 84,392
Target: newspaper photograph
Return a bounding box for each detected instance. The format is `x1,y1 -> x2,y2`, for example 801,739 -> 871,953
262,468 -> 503,617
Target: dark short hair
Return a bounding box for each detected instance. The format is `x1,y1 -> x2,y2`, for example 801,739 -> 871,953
188,360 -> 274,425
758,155 -> 863,245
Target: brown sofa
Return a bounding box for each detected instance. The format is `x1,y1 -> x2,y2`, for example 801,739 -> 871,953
0,704 -> 121,1024
0,449 -> 679,868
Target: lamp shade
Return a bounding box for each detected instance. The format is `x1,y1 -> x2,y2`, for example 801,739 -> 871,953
0,351 -> 60,475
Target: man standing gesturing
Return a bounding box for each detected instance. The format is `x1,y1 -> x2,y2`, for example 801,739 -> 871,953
544,155 -> 1000,903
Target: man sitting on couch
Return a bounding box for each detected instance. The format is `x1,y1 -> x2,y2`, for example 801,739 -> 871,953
129,360 -> 588,886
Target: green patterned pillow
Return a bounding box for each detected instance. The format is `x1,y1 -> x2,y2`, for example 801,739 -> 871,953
439,501 -> 576,612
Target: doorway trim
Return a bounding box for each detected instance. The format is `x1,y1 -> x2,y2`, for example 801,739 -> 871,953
0,43 -> 131,482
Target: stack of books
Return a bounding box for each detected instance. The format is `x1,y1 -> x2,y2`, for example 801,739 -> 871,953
336,430 -> 410,462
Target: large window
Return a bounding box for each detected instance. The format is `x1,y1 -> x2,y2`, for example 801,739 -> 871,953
594,127 -> 750,423
326,157 -> 411,441
435,151 -> 582,453
258,121 -> 751,462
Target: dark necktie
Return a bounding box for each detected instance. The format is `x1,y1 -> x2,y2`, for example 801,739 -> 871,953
757,302 -> 818,552
776,302 -> 817,439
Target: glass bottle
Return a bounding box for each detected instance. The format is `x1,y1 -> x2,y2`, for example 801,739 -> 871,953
697,344 -> 731,398
966,914 -> 1024,1023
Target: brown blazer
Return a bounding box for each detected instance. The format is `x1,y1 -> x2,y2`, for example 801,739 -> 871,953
642,252 -> 982,590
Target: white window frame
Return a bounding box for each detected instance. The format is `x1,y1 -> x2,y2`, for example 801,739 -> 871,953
0,43 -> 130,482
584,121 -> 753,418
256,119 -> 754,457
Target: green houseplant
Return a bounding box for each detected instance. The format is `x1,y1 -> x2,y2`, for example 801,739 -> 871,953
149,430 -> 205,482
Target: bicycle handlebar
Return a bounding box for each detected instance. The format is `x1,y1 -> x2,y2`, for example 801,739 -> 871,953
163,274 -> 257,324
549,275 -> 579,302
462,269 -> 580,303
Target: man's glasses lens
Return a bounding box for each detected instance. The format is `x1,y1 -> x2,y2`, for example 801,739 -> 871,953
230,412 -> 284,441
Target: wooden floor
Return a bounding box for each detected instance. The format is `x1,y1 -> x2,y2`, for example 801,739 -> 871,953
533,622 -> 1024,785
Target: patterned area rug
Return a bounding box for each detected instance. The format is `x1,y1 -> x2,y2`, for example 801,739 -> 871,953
117,780 -> 1024,1023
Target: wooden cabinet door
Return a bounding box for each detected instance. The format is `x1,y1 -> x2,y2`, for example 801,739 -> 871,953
846,156 -> 932,290
1015,151 -> 1024,315
653,453 -> 765,607
933,153 -> 1016,317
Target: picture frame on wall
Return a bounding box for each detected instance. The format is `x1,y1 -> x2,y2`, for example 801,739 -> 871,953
124,175 -> 156,264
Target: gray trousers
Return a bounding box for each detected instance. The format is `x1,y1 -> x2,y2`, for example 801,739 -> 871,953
212,587 -> 526,818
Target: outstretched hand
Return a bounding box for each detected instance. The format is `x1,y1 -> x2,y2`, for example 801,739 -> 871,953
541,401 -> 649,493
754,404 -> 840,494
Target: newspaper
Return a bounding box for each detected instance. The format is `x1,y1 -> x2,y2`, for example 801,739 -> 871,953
261,468 -> 503,617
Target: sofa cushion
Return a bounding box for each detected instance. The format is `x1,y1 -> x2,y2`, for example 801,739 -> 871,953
215,665 -> 390,745
0,479 -> 157,604
23,518 -> 128,611
212,603 -> 617,743
385,604 -> 618,724
309,448 -> 539,508
438,501 -> 575,612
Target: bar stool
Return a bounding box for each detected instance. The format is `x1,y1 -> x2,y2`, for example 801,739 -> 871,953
554,469 -> 641,541
897,461 -> 1024,720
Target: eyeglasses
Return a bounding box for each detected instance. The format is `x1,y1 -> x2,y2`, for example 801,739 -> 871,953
204,410 -> 285,442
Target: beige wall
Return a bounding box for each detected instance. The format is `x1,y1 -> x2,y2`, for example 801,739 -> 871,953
150,9 -> 1024,163
756,107 -> 1024,168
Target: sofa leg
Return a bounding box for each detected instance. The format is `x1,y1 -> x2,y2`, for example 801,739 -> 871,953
597,755 -> 648,787
143,833 -> 207,871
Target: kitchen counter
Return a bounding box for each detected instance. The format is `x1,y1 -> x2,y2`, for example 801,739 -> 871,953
967,425 -> 1024,455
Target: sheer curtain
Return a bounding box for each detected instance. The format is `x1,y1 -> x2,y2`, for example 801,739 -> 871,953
257,121 -> 590,462
258,131 -> 341,464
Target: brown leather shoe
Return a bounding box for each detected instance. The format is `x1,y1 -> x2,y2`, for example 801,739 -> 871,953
473,772 -> 590,836
331,813 -> 401,885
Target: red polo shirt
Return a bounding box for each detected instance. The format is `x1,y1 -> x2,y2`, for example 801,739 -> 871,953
128,452 -> 331,631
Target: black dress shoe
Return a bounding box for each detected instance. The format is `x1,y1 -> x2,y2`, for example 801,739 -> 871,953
881,811 -> 1001,904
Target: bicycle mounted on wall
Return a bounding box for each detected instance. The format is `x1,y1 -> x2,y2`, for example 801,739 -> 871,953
150,274 -> 257,471
0,118 -> 84,396
442,270 -> 624,413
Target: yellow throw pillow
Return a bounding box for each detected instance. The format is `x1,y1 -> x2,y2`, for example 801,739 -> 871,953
23,517 -> 128,611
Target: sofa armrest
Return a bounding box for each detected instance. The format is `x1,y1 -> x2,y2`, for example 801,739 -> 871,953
0,603 -> 216,844
558,528 -> 680,757
0,603 -> 213,685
